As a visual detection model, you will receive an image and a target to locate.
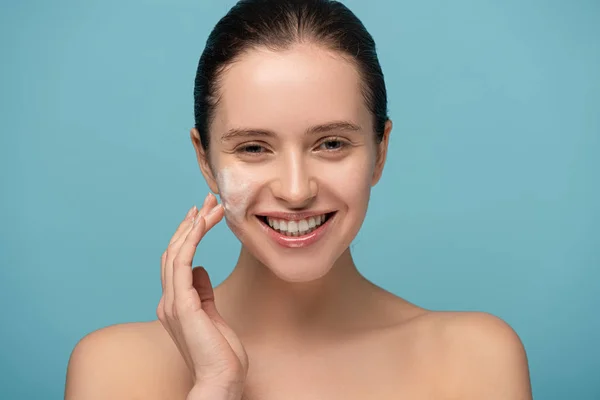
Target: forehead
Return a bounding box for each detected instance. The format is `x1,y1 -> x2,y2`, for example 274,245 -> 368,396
212,44 -> 371,136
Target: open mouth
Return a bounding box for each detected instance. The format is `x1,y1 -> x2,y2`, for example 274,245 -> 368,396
257,212 -> 336,237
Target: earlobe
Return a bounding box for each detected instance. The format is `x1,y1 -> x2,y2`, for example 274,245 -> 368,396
190,128 -> 220,194
371,119 -> 392,187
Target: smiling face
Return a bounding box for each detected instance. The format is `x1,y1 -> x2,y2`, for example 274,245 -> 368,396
193,43 -> 391,282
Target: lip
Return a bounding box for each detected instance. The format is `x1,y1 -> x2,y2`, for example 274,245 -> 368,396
257,212 -> 337,248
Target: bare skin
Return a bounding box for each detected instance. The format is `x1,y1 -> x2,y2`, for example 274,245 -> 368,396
65,206 -> 531,399
65,44 -> 532,399
65,276 -> 531,399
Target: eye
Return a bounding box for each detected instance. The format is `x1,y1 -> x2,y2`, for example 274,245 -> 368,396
317,138 -> 347,151
237,143 -> 267,154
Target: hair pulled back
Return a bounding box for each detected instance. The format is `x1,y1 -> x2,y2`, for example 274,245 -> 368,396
194,0 -> 389,150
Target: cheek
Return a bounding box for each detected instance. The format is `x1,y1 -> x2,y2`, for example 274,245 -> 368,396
215,168 -> 258,226
322,155 -> 374,210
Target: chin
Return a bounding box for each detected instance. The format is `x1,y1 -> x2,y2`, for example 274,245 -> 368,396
257,249 -> 342,283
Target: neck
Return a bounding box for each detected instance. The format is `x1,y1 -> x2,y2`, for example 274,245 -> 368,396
215,246 -> 381,343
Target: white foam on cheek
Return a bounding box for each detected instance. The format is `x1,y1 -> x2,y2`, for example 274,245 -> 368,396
216,166 -> 254,224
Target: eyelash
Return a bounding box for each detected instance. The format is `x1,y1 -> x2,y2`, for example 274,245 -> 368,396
317,137 -> 348,151
238,144 -> 266,154
236,137 -> 349,156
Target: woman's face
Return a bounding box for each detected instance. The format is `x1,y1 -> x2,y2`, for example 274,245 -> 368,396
194,44 -> 391,282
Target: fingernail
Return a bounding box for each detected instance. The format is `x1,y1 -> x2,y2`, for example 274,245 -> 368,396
207,204 -> 222,216
185,206 -> 196,219
193,213 -> 204,226
203,193 -> 212,207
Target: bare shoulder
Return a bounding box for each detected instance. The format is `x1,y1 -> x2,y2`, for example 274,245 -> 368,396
65,320 -> 191,400
409,311 -> 533,399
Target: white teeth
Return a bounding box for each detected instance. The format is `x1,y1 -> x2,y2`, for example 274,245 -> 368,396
299,219 -> 309,232
265,214 -> 329,236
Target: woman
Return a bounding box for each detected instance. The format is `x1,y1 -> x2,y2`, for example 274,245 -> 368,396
65,1 -> 532,399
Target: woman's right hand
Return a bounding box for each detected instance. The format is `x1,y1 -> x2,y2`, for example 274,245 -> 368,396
157,193 -> 248,400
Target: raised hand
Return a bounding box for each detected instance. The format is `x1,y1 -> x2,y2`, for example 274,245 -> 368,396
157,193 -> 248,399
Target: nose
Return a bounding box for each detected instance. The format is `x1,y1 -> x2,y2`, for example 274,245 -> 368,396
270,152 -> 317,209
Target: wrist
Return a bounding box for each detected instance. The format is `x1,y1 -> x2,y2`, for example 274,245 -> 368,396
187,382 -> 243,400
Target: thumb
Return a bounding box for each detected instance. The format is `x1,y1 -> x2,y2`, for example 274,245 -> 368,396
192,266 -> 248,371
192,266 -> 216,315
191,266 -> 224,321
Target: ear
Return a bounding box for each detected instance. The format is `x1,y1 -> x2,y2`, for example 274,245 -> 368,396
371,119 -> 392,187
190,128 -> 220,194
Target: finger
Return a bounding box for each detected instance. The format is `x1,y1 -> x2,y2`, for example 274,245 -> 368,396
161,205 -> 198,292
174,262 -> 241,376
164,221 -> 195,314
198,193 -> 218,218
178,302 -> 238,376
173,205 -> 224,314
192,266 -> 215,304
170,192 -> 215,247
160,251 -> 168,291
192,266 -> 226,323
165,201 -> 221,315
156,294 -> 165,321
177,203 -> 224,254
192,267 -> 248,371
160,193 -> 217,306
163,193 -> 214,307
203,203 -> 225,231
170,205 -> 200,245
163,194 -> 215,288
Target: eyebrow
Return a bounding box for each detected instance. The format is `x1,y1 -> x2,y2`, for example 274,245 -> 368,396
220,121 -> 362,142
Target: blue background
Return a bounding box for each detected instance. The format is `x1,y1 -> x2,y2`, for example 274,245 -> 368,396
1,0 -> 598,398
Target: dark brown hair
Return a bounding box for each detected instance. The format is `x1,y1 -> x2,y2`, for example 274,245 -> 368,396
194,0 -> 389,150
